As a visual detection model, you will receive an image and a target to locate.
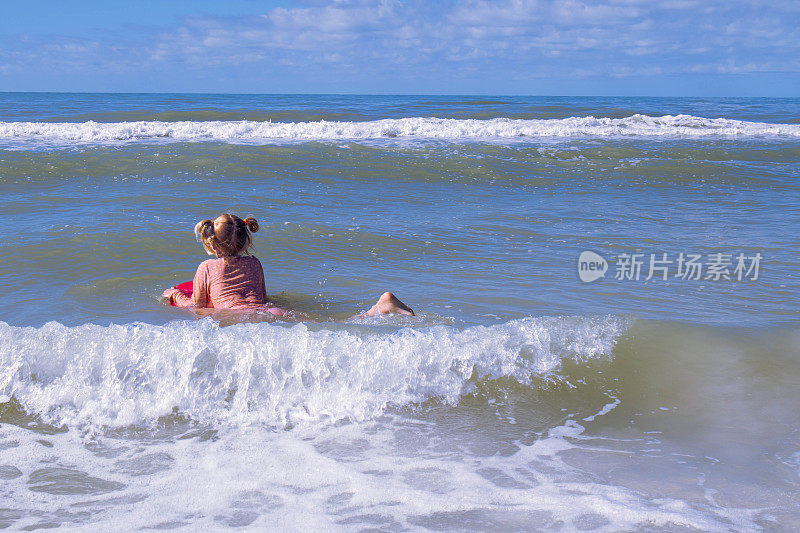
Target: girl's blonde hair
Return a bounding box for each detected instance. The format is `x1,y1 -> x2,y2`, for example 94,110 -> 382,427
195,214 -> 259,257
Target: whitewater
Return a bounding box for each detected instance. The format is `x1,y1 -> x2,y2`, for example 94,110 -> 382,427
1,114 -> 799,145
0,315 -> 627,429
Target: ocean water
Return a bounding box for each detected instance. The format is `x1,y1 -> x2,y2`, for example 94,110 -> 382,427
0,93 -> 799,531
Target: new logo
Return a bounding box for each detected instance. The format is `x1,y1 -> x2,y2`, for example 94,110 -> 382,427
578,251 -> 608,282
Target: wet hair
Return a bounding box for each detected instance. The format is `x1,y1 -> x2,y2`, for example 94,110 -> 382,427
194,214 -> 259,257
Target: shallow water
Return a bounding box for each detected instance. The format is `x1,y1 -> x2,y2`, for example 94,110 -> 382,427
0,94 -> 798,531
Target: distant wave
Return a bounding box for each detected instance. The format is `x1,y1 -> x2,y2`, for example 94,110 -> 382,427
0,315 -> 628,428
0,115 -> 798,144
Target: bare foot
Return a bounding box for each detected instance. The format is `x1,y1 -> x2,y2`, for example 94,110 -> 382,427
364,292 -> 415,316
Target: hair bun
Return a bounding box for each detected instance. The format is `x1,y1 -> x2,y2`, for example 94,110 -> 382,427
194,219 -> 213,235
244,217 -> 259,233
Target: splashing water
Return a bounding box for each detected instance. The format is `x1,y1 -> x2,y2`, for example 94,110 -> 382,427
0,315 -> 629,429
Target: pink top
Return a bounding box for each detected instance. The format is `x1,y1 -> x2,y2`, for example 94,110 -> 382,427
172,256 -> 267,309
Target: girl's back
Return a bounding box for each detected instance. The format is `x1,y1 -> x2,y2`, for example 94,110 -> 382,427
195,256 -> 266,309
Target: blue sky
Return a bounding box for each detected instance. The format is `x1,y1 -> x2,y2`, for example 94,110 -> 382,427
0,0 -> 798,96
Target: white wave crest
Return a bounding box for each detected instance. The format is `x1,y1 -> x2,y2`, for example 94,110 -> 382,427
0,315 -> 628,428
0,115 -> 798,144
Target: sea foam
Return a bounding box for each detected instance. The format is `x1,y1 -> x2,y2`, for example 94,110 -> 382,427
0,315 -> 628,428
0,115 -> 798,144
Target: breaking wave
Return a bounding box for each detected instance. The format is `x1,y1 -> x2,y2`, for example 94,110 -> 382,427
0,115 -> 798,145
0,315 -> 629,428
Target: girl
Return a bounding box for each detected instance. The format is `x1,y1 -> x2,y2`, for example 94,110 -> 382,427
162,213 -> 414,317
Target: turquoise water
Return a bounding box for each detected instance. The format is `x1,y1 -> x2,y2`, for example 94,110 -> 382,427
0,94 -> 799,531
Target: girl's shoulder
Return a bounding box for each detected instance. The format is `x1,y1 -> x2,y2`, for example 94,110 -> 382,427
199,255 -> 262,270
199,257 -> 222,267
197,257 -> 225,273
241,255 -> 264,269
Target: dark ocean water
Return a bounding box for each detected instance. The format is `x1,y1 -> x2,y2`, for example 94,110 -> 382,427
0,94 -> 798,531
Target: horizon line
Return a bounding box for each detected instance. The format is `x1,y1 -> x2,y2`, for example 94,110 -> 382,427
1,91 -> 797,99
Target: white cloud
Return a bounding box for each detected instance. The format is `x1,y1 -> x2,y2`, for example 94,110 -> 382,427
1,0 -> 798,83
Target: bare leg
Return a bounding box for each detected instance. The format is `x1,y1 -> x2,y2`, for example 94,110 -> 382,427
363,292 -> 415,316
